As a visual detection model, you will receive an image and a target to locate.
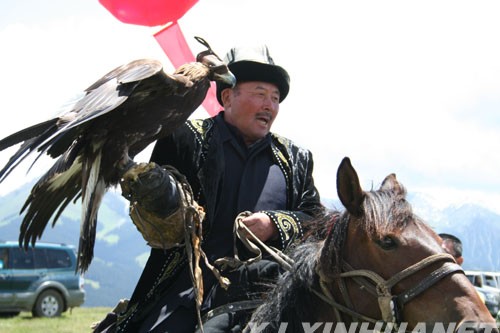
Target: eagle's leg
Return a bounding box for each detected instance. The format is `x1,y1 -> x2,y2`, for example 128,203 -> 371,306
116,153 -> 136,177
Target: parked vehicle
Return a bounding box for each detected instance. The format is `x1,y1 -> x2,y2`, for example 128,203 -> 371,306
481,271 -> 500,289
483,271 -> 500,289
0,241 -> 85,317
465,270 -> 500,317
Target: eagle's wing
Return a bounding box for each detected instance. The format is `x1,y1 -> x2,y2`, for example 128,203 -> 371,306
37,60 -> 168,157
59,60 -> 165,130
0,60 -> 178,180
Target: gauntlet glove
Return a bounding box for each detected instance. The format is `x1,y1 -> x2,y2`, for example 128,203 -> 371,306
120,162 -> 204,249
120,162 -> 179,217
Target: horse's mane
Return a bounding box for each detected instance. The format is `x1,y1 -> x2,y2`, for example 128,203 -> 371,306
361,184 -> 413,236
247,239 -> 324,332
248,185 -> 414,331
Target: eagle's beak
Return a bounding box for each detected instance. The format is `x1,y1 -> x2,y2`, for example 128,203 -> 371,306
214,70 -> 236,87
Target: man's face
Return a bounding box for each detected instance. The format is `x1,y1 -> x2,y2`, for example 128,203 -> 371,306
222,81 -> 280,145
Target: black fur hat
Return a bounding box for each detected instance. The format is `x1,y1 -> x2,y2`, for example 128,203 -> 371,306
216,45 -> 290,106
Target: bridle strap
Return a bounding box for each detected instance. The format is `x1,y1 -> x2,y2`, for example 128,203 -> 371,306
316,253 -> 463,325
384,253 -> 456,290
338,277 -> 358,320
340,253 -> 456,294
396,261 -> 463,306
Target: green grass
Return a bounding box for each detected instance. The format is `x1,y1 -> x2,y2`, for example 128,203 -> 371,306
0,307 -> 112,333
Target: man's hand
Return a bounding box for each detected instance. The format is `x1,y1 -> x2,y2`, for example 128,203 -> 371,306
241,212 -> 278,242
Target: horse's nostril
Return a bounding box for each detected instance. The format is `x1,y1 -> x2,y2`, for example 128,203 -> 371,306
455,322 -> 499,333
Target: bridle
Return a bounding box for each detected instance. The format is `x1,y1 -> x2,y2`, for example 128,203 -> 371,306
314,252 -> 464,328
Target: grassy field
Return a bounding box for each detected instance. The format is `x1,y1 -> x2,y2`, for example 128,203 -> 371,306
0,307 -> 112,333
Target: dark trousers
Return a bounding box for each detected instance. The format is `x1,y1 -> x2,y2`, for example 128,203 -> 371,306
142,305 -> 198,333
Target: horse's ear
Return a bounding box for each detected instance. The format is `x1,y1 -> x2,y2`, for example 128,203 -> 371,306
380,173 -> 406,195
337,157 -> 364,217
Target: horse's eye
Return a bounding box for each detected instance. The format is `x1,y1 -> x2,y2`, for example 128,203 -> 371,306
376,236 -> 397,250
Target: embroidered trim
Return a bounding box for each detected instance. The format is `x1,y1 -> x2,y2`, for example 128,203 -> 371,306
271,146 -> 289,187
263,210 -> 302,249
187,118 -> 213,147
187,118 -> 214,201
270,135 -> 292,209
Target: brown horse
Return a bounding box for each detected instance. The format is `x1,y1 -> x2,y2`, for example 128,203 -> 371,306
246,157 -> 496,333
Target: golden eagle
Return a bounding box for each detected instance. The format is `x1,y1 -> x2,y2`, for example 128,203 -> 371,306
0,37 -> 236,273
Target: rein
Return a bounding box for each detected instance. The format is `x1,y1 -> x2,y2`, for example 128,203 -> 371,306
201,212 -> 295,325
315,252 -> 464,327
214,211 -> 294,272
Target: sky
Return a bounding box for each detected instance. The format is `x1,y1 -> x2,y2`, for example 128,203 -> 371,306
0,0 -> 499,216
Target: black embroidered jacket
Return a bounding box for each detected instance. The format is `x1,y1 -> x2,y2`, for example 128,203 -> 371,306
114,114 -> 324,332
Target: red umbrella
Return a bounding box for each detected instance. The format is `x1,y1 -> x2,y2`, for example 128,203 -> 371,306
99,0 -> 221,115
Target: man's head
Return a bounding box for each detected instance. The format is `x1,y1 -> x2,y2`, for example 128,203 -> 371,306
439,233 -> 464,265
217,45 -> 290,145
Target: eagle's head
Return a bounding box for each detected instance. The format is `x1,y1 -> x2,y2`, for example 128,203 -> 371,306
195,36 -> 236,86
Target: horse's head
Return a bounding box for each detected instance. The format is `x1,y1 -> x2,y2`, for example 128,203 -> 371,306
318,157 -> 496,331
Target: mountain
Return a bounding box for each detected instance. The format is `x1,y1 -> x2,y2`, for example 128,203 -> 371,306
1,182 -> 499,307
409,192 -> 500,271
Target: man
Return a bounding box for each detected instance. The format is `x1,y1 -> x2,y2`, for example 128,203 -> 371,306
439,233 -> 487,304
439,233 -> 464,265
93,44 -> 325,332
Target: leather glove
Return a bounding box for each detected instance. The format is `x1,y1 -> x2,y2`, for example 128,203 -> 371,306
120,162 -> 179,218
120,162 -> 190,249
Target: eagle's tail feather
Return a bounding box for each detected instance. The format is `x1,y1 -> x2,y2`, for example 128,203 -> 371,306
78,152 -> 105,273
18,160 -> 82,251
